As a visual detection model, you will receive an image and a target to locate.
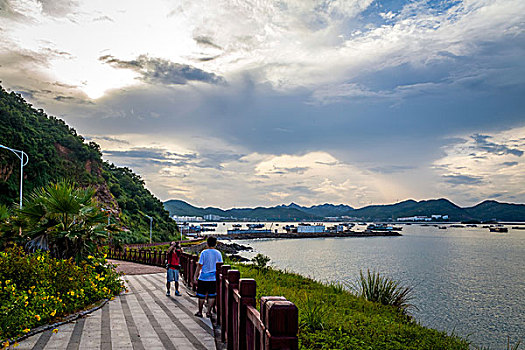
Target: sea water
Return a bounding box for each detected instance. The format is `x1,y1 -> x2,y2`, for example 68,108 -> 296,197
229,224 -> 524,349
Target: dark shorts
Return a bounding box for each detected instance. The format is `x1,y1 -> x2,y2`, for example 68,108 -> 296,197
196,280 -> 217,299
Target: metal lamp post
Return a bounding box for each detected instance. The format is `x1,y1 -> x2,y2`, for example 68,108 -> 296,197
0,144 -> 29,209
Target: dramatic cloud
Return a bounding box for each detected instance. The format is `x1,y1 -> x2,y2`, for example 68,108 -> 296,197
1,0 -> 524,207
99,55 -> 226,86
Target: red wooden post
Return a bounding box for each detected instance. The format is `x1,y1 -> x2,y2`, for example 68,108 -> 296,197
226,270 -> 240,350
216,262 -> 224,321
181,253 -> 188,284
260,297 -> 287,326
191,255 -> 199,291
153,250 -> 157,266
263,300 -> 298,350
220,265 -> 231,337
238,279 -> 256,350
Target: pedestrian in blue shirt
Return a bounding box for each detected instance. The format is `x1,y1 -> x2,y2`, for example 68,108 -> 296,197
193,236 -> 223,318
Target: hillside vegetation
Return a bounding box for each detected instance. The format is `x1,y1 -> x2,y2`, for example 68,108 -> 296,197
0,85 -> 178,243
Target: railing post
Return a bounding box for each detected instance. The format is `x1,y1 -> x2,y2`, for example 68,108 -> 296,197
216,262 -> 224,322
191,255 -> 199,291
263,300 -> 298,350
238,279 -> 256,350
221,265 -> 231,340
226,270 -> 240,350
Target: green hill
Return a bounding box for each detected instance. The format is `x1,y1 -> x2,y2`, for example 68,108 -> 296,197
164,199 -> 321,221
0,85 -> 178,243
165,198 -> 525,222
464,200 -> 525,221
352,199 -> 464,221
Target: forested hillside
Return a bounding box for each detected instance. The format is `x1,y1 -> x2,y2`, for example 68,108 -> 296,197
0,85 -> 178,243
165,198 -> 525,222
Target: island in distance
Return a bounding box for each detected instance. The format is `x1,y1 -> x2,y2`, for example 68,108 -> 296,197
164,198 -> 525,222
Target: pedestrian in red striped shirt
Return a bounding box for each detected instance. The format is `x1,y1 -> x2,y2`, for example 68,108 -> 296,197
165,241 -> 182,296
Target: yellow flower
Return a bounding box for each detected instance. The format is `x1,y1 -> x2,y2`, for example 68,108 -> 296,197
24,301 -> 28,307
35,315 -> 41,321
13,342 -> 19,347
88,255 -> 93,259
5,280 -> 10,285
52,329 -> 58,334
50,309 -> 56,316
2,341 -> 9,349
22,328 -> 30,333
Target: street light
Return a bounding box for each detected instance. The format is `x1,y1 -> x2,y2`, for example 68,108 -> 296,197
0,144 -> 29,209
145,215 -> 153,243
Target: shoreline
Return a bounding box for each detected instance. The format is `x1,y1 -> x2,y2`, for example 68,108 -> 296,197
219,230 -> 402,240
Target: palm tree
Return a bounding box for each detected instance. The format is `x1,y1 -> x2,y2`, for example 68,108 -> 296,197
19,181 -> 109,261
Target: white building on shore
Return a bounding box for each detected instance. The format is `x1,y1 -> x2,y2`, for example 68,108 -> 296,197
397,214 -> 449,221
297,223 -> 325,233
172,215 -> 204,223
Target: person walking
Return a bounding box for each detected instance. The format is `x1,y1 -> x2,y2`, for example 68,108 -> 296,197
165,241 -> 182,296
193,236 -> 222,318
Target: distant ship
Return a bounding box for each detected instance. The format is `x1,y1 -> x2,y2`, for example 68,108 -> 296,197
247,223 -> 265,229
366,223 -> 402,232
489,224 -> 508,233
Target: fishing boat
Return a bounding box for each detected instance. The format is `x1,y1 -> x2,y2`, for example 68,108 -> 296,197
366,224 -> 402,232
247,223 -> 265,229
489,225 -> 508,233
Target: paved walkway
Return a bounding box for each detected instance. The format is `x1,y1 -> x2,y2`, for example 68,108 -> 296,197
14,265 -> 217,349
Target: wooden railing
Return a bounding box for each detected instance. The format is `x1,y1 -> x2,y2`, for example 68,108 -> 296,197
108,247 -> 299,350
124,239 -> 201,249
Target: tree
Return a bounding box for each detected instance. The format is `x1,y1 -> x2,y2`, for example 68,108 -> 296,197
19,181 -> 109,261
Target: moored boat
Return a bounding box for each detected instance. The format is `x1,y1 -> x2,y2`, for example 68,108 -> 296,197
366,223 -> 402,232
489,224 -> 508,233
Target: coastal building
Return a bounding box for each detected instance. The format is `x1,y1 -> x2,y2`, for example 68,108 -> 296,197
204,214 -> 223,221
172,215 -> 204,223
297,223 -> 325,233
397,214 -> 449,221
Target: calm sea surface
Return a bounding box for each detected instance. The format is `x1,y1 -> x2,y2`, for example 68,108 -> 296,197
212,223 -> 524,349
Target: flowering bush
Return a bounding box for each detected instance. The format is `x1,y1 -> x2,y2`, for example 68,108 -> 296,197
0,246 -> 124,341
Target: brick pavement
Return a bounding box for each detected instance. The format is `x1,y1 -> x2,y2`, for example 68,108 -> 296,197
12,263 -> 217,350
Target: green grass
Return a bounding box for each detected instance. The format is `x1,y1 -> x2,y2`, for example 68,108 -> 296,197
231,263 -> 469,350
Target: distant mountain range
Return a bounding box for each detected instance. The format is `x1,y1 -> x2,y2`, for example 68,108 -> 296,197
164,199 -> 525,222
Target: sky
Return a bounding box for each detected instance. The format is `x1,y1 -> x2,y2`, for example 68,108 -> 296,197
1,0 -> 524,209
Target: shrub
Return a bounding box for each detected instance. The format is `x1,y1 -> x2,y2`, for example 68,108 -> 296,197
352,269 -> 416,315
251,253 -> 271,270
0,246 -> 124,341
